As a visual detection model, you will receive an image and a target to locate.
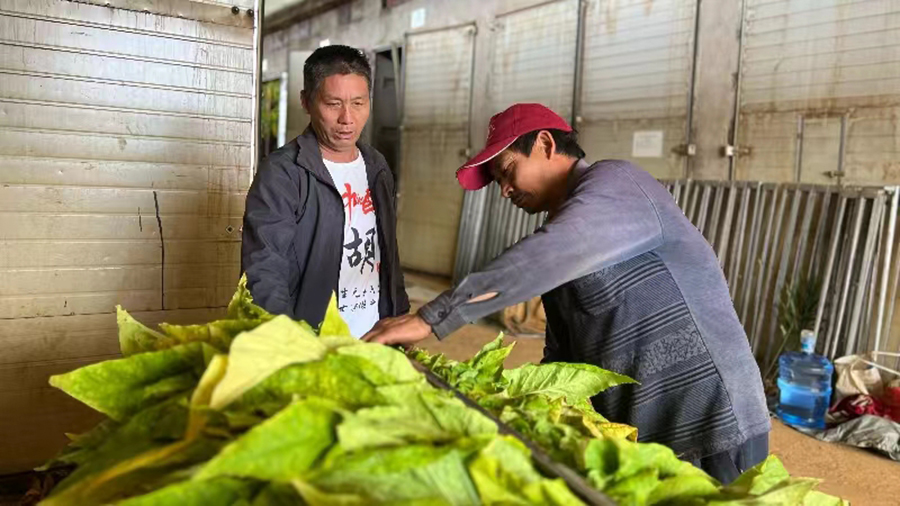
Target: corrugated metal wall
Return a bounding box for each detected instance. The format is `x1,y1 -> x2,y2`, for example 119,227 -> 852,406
397,24 -> 475,276
0,0 -> 258,473
453,0 -> 577,281
735,0 -> 900,185
489,0 -> 579,119
578,0 -> 698,179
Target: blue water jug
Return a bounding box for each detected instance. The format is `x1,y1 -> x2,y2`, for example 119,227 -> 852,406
777,330 -> 834,430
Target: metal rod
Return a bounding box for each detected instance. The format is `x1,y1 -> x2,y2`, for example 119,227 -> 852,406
791,189 -> 817,283
708,185 -> 725,245
751,186 -> 787,356
717,183 -> 738,267
875,187 -> 899,352
696,185 -> 713,235
831,197 -> 866,359
814,195 -> 847,338
794,116 -> 805,182
739,184 -> 766,323
683,0 -> 703,178
824,200 -> 857,358
846,197 -> 884,356
673,180 -> 682,207
687,181 -> 701,223
882,207 -> 900,368
250,0 -> 264,181
408,360 -> 617,506
808,189 -> 834,280
681,180 -> 694,214
571,0 -> 587,126
728,0 -> 749,180
862,201 -> 887,353
765,188 -> 803,366
729,187 -> 751,299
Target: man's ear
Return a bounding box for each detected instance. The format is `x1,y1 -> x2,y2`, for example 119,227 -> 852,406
300,90 -> 311,114
535,130 -> 556,160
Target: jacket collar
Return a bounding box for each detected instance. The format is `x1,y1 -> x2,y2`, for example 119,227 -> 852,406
295,126 -> 386,191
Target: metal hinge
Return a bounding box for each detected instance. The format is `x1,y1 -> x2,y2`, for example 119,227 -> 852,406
672,143 -> 697,157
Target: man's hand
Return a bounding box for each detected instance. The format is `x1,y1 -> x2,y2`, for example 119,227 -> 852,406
362,314 -> 432,345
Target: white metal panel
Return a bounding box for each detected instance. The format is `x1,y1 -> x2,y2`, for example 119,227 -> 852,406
0,0 -> 256,473
489,0 -> 579,118
736,0 -> 900,184
398,24 -> 475,276
578,0 -> 697,178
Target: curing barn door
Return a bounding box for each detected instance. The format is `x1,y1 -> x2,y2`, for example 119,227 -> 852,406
734,0 -> 900,185
397,24 -> 476,276
578,0 -> 699,179
489,0 -> 580,118
0,0 -> 257,472
473,0 -> 579,262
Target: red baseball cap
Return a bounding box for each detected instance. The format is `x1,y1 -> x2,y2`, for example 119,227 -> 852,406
456,103 -> 573,191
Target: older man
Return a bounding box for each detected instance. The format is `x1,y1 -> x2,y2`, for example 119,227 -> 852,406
242,45 -> 408,336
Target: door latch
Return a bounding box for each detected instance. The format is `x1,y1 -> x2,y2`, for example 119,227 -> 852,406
672,143 -> 697,157
723,145 -> 752,158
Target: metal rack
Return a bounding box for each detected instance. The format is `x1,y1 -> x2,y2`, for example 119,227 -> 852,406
408,359 -> 618,506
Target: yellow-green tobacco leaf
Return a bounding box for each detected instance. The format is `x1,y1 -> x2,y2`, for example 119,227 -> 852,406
209,316 -> 327,410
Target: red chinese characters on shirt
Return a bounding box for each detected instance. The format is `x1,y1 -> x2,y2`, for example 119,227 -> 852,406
341,183 -> 374,221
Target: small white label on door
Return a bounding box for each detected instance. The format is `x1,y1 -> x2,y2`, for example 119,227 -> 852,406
411,8 -> 426,29
632,131 -> 664,158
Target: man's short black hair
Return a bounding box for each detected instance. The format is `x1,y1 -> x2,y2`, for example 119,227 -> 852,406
507,129 -> 586,160
303,45 -> 371,98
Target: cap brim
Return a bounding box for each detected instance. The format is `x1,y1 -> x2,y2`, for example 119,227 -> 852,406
455,136 -> 518,190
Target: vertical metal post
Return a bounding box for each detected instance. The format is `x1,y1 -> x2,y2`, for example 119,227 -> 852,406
571,0 -> 587,126
875,187 -> 899,352
846,196 -> 884,356
791,189 -> 817,283
728,0 -> 749,180
831,197 -> 866,359
808,189 -> 834,280
717,183 -> 738,267
728,187 -> 751,299
250,0 -> 265,180
681,180 -> 694,214
739,184 -> 766,323
793,116 -> 805,182
696,185 -> 713,235
708,185 -> 725,246
814,194 -> 847,337
751,186 -> 787,356
861,200 -> 887,352
764,188 -> 803,365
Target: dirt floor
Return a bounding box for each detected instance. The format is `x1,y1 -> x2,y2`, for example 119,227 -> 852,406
407,273 -> 900,505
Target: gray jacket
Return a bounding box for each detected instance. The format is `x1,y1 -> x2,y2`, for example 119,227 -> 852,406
241,129 -> 409,328
420,160 -> 770,459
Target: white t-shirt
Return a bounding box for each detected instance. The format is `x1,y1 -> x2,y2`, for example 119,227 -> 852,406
323,153 -> 381,338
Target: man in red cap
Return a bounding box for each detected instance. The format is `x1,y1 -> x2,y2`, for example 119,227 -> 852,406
363,103 -> 770,483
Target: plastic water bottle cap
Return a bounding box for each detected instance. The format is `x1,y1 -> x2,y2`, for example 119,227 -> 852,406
800,330 -> 816,353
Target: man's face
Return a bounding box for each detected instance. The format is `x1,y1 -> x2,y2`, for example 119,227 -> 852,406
489,133 -> 558,214
303,73 -> 370,152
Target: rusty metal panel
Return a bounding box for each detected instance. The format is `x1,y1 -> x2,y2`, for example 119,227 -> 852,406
578,0 -> 697,179
0,0 -> 257,473
398,24 -> 476,276
490,0 -> 579,118
735,0 -> 900,184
